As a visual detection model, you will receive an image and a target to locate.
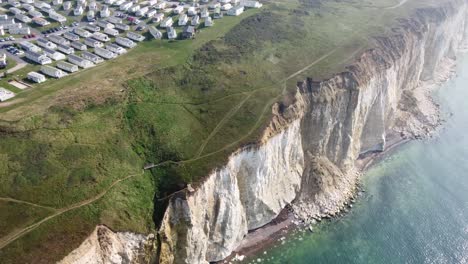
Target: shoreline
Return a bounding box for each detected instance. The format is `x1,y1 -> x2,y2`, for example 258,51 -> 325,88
220,133 -> 410,263
220,56 -> 460,263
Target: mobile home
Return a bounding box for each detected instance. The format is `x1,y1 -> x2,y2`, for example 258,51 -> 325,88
167,26 -> 176,40
148,26 -> 162,39
178,13 -> 188,26
57,61 -> 79,72
191,15 -> 200,26
40,65 -> 67,78
87,10 -> 95,21
182,25 -> 195,39
107,16 -> 122,24
49,11 -> 67,22
42,47 -> 66,60
126,31 -> 144,42
20,41 -> 42,52
68,53 -> 95,68
74,28 -> 92,37
227,5 -> 243,16
105,43 -> 126,54
146,9 -> 157,18
84,37 -> 104,48
63,1 -> 72,10
85,24 -> 101,32
204,16 -> 213,27
27,71 -> 46,83
70,41 -> 87,51
32,17 -> 50,26
92,32 -> 110,42
97,20 -> 115,29
63,32 -> 80,42
15,13 -> 32,23
172,5 -> 183,14
153,13 -> 164,23
244,1 -> 263,8
57,44 -> 74,55
115,36 -> 136,48
103,27 -> 119,36
74,5 -> 84,16
25,50 -> 51,64
136,6 -> 148,16
160,17 -> 173,28
115,22 -> 130,31
48,35 -> 70,45
81,51 -> 104,64
94,46 -> 116,59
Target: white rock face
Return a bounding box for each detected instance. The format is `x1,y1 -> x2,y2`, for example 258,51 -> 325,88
58,225 -> 147,264
62,1 -> 468,264
159,2 -> 468,263
159,120 -> 304,264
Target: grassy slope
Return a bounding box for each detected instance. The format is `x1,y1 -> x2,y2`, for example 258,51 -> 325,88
0,0 -> 447,262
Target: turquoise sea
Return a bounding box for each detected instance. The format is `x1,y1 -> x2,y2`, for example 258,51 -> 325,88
251,53 -> 468,264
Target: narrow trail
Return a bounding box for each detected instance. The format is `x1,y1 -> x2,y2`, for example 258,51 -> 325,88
195,92 -> 254,157
385,0 -> 409,9
192,48 -> 339,161
0,48 -> 341,251
281,49 -> 338,82
0,172 -> 143,250
0,197 -> 57,211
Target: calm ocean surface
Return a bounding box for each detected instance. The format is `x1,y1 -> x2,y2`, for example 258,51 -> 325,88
250,53 -> 468,264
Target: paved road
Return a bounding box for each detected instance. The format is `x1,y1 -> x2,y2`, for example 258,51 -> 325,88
0,52 -> 27,76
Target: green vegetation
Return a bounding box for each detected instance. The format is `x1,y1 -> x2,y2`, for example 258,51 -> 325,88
0,0 -> 449,262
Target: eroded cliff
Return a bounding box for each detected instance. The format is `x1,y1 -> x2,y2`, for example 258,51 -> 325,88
59,225 -> 152,264
158,1 -> 468,263
60,1 -> 468,263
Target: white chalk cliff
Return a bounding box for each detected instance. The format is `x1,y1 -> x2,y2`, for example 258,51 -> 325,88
158,1 -> 468,263
59,225 -> 149,264
61,0 -> 468,263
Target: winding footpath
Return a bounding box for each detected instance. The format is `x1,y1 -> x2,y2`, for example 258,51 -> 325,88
0,172 -> 143,250
0,197 -> 57,211
0,47 -> 339,251
194,49 -> 337,158
385,0 -> 409,9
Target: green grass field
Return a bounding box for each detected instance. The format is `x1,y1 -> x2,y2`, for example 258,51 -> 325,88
0,0 -> 449,262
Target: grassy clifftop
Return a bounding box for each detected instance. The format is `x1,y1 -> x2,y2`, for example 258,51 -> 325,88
0,0 -> 446,262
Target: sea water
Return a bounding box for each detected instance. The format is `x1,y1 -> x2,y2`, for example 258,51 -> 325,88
251,54 -> 468,263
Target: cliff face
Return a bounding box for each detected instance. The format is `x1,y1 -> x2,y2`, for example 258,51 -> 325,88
158,1 -> 468,263
59,225 -> 150,264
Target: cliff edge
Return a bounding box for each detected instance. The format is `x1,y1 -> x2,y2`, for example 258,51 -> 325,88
158,1 -> 468,263
61,0 -> 468,263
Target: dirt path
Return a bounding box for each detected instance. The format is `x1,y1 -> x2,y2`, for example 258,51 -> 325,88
282,49 -> 338,82
0,47 -> 339,251
195,92 -> 253,157
385,0 -> 409,9
187,48 -> 340,164
0,197 -> 57,211
0,172 -> 142,250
